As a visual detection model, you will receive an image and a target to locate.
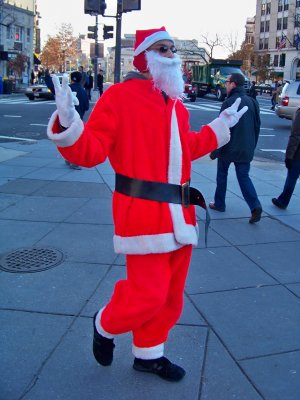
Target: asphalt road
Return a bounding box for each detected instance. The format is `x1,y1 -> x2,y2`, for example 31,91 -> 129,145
0,92 -> 292,163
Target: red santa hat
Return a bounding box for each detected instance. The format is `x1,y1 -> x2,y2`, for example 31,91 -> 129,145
133,27 -> 173,72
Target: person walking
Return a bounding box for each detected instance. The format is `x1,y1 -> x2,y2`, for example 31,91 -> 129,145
85,70 -> 93,100
272,107 -> 300,209
47,27 -> 247,381
249,81 -> 257,99
97,69 -> 104,97
209,72 -> 262,223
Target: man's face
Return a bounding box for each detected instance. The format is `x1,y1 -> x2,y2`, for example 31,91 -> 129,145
147,40 -> 177,59
225,75 -> 234,95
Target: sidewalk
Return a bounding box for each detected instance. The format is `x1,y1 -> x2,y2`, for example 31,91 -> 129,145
0,139 -> 300,400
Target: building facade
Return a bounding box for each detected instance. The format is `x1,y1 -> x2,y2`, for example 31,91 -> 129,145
254,0 -> 300,81
0,0 -> 37,85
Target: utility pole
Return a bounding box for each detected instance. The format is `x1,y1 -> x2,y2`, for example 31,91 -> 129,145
114,0 -> 122,83
94,15 -> 98,90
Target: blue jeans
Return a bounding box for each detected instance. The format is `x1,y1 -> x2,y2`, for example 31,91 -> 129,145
214,159 -> 261,211
277,161 -> 300,207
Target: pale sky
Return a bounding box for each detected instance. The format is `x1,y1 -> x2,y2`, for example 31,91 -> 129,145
36,0 -> 257,58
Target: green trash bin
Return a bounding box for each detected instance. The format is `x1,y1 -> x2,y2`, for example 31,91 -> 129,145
3,80 -> 13,94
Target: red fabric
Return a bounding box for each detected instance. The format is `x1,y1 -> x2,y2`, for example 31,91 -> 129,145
57,78 -> 218,251
101,245 -> 192,347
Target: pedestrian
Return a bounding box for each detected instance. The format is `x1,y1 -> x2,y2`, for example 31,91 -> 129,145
64,71 -> 89,170
272,107 -> 300,209
79,66 -> 88,88
97,69 -> 104,97
209,72 -> 262,223
85,70 -> 93,100
47,27 -> 247,381
249,81 -> 257,99
271,82 -> 282,110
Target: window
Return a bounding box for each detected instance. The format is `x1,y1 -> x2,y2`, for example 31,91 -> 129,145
261,3 -> 266,15
284,0 -> 289,11
259,39 -> 264,49
297,0 -> 300,7
15,26 -> 23,42
265,20 -> 270,32
278,0 -> 283,12
27,28 -> 30,42
296,14 -> 300,27
277,18 -> 282,30
266,2 -> 271,14
273,55 -> 279,67
280,53 -> 286,67
260,21 -> 265,32
283,16 -> 288,29
264,38 -> 269,49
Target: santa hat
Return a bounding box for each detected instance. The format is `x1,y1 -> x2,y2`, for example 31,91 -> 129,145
133,27 -> 173,72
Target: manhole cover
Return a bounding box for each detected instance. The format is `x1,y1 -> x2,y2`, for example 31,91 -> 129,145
0,247 -> 64,273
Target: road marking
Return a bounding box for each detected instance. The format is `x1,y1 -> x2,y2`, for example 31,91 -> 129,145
30,123 -> 48,126
261,127 -> 275,130
0,135 -> 37,142
3,115 -> 22,117
260,134 -> 275,137
260,149 -> 286,153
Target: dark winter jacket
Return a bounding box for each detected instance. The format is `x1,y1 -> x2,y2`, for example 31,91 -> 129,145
69,82 -> 89,120
218,86 -> 261,163
286,108 -> 300,162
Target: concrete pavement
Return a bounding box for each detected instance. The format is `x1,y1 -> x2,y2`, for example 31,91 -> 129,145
0,136 -> 300,400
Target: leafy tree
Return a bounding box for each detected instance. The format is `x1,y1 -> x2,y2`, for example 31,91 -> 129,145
40,23 -> 77,72
228,41 -> 254,76
8,53 -> 28,77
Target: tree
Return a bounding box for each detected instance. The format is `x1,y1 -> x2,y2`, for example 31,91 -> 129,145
8,53 -> 28,77
40,23 -> 77,72
198,33 -> 223,60
228,41 -> 254,76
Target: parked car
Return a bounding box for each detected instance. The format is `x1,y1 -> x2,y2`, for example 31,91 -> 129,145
24,74 -> 65,101
257,83 -> 272,94
275,80 -> 299,120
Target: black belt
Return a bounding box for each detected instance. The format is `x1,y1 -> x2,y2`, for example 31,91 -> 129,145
115,173 -> 210,246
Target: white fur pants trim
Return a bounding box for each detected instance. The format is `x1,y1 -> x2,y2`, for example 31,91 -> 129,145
132,343 -> 164,360
95,307 -> 114,339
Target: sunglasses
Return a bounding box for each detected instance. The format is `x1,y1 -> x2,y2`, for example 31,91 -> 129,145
155,45 -> 177,54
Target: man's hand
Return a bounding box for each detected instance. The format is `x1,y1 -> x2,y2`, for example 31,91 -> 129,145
219,98 -> 248,128
52,74 -> 79,128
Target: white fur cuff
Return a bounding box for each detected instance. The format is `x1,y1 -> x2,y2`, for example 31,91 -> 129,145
208,118 -> 230,148
47,110 -> 84,148
132,343 -> 164,359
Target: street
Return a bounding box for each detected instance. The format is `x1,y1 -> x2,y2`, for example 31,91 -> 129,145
0,92 -> 292,163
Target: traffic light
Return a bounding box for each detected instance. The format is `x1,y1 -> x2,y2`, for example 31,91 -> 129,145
103,25 -> 114,40
88,25 -> 97,39
84,0 -> 106,15
122,0 -> 141,12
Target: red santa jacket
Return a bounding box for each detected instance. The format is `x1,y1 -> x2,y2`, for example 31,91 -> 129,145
47,77 -> 229,255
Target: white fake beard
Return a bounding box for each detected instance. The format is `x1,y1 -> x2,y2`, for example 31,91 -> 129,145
145,50 -> 184,99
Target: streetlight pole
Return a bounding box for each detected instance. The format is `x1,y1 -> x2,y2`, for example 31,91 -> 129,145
94,14 -> 99,90
114,0 -> 122,83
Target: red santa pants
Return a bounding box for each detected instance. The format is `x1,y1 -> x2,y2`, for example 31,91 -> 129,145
100,245 -> 192,359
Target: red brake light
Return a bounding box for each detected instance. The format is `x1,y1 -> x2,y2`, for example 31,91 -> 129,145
282,96 -> 289,106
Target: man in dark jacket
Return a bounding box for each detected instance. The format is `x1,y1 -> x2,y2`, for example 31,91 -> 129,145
272,108 -> 300,209
209,73 -> 262,223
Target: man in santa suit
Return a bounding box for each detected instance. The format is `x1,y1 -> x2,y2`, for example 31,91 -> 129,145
47,27 -> 247,382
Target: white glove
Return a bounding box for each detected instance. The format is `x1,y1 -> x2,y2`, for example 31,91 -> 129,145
52,74 -> 79,128
219,98 -> 248,128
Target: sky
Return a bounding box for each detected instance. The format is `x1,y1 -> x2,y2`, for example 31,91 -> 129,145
36,0 -> 257,58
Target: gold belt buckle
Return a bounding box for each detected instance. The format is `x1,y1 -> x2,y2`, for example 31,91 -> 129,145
181,181 -> 190,208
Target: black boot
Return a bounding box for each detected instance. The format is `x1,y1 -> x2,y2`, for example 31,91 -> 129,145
133,356 -> 186,382
93,313 -> 115,366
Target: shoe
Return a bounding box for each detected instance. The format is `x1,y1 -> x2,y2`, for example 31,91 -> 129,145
64,160 -> 70,166
93,313 -> 115,366
69,164 -> 82,170
133,356 -> 186,382
272,198 -> 286,210
249,207 -> 262,224
209,202 -> 225,212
